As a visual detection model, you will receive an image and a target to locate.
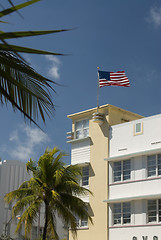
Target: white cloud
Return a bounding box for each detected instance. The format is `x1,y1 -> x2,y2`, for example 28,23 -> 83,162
148,6 -> 161,27
45,55 -> 61,80
11,146 -> 32,162
9,125 -> 49,161
9,130 -> 18,141
24,126 -> 48,145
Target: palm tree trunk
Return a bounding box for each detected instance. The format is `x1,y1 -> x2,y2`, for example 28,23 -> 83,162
43,202 -> 49,240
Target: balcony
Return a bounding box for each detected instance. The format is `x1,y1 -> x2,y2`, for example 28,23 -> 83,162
66,131 -> 91,144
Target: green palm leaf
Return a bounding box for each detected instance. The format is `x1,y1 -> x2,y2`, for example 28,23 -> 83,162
0,51 -> 58,127
0,29 -> 69,40
0,44 -> 64,55
0,0 -> 40,18
0,21 -> 8,23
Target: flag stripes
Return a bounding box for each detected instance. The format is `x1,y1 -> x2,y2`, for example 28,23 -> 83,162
98,70 -> 130,88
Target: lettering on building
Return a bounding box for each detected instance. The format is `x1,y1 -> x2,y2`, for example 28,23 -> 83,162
132,237 -> 158,240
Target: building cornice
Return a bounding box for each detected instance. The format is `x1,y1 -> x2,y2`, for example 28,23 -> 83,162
67,104 -> 143,120
104,193 -> 161,203
104,147 -> 161,162
67,136 -> 91,144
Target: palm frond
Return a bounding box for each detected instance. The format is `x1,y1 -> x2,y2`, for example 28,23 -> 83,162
38,147 -> 66,184
52,199 -> 77,238
7,0 -> 24,19
51,190 -> 60,201
26,159 -> 39,174
65,164 -> 83,177
0,51 -> 56,125
60,193 -> 92,223
60,180 -> 92,196
0,29 -> 69,40
15,199 -> 41,234
12,195 -> 38,216
0,20 -> 8,23
0,44 -> 64,55
4,188 -> 33,203
0,0 -> 40,18
19,181 -> 29,189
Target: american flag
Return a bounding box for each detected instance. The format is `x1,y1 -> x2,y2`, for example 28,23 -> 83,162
98,70 -> 130,88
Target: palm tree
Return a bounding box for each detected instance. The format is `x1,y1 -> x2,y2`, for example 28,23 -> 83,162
4,147 -> 93,240
0,0 -> 68,127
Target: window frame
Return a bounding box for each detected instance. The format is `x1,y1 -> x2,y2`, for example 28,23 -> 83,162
133,122 -> 143,136
147,199 -> 161,223
76,205 -> 88,228
32,226 -> 38,240
74,119 -> 89,139
79,166 -> 89,187
76,217 -> 88,228
147,154 -> 161,178
113,202 -> 131,225
81,166 -> 89,186
113,159 -> 131,183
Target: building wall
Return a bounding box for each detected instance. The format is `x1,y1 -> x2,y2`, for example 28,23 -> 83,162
108,113 -> 161,240
68,107 -> 109,240
109,225 -> 160,240
68,104 -> 142,240
108,105 -> 143,126
85,111 -> 109,240
109,177 -> 161,200
109,113 -> 161,158
0,160 -> 31,238
109,155 -> 161,200
71,139 -> 90,165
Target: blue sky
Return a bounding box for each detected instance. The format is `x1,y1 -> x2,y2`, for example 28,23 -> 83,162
0,0 -> 161,164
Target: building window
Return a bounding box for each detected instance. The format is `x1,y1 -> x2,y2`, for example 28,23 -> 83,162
31,226 -> 43,239
32,227 -> 37,240
134,122 -> 143,135
147,199 -> 161,223
39,227 -> 43,236
81,166 -> 89,186
76,206 -> 88,228
75,119 -> 89,139
147,154 -> 161,177
113,160 -> 131,182
113,202 -> 131,225
76,216 -> 88,228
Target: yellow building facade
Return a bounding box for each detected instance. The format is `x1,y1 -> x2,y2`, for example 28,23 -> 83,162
67,104 -> 142,240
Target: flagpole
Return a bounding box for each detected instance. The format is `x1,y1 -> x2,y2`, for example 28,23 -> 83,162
92,66 -> 104,126
97,67 -> 100,112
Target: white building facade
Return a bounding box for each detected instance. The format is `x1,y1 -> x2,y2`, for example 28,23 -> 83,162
106,113 -> 161,240
0,160 -> 31,239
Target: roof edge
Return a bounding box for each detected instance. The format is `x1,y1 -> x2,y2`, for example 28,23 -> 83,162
67,104 -> 143,119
